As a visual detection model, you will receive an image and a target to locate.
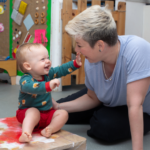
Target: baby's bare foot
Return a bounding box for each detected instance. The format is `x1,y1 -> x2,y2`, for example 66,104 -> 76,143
41,126 -> 52,138
19,132 -> 32,143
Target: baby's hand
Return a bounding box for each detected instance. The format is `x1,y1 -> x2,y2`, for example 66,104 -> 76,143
50,79 -> 60,90
76,52 -> 82,66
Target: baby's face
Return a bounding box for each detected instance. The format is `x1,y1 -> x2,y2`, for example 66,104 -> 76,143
27,45 -> 51,76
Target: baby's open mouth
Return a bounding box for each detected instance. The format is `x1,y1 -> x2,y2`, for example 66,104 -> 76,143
44,66 -> 49,70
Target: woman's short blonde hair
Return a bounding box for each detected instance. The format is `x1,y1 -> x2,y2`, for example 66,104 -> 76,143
16,43 -> 42,73
65,5 -> 118,47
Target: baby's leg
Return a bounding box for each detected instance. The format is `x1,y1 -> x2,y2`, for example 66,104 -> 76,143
41,109 -> 68,138
19,107 -> 40,142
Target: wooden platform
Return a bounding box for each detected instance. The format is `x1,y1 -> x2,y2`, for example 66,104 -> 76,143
0,117 -> 86,150
0,56 -> 17,85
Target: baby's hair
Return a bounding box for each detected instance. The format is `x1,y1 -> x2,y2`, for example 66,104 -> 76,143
16,43 -> 43,73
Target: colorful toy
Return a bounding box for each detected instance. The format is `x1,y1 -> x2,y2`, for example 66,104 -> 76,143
35,19 -> 39,24
41,18 -> 45,24
41,12 -> 45,17
33,29 -> 48,46
5,56 -> 10,60
29,37 -> 34,43
0,0 -> 7,2
3,4 -> 6,10
36,7 -> 39,10
0,5 -> 4,14
23,32 -> 32,43
11,9 -> 24,26
15,12 -> 23,25
13,29 -> 22,45
35,12 -> 39,18
14,0 -> 21,10
0,23 -> 4,32
18,1 -> 27,15
12,45 -> 19,59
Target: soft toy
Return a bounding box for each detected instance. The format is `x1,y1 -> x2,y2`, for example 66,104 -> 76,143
0,5 -> 4,14
0,23 -> 4,32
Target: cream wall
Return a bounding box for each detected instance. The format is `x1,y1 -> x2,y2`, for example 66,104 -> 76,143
125,1 -> 150,43
143,5 -> 150,43
125,1 -> 144,37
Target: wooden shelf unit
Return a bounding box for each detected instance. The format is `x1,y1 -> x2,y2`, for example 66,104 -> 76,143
61,0 -> 126,86
0,57 -> 17,85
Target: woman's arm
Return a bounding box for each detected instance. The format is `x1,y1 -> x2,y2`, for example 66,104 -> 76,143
127,77 -> 150,150
53,89 -> 101,113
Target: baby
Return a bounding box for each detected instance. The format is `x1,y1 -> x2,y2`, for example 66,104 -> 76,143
16,43 -> 81,142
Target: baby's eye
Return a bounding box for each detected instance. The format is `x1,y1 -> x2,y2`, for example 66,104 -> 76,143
41,58 -> 45,61
47,57 -> 49,59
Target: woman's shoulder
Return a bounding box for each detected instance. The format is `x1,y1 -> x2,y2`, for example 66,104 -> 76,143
119,35 -> 150,58
119,35 -> 149,48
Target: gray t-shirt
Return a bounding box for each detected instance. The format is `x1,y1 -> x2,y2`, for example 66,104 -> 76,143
85,35 -> 150,115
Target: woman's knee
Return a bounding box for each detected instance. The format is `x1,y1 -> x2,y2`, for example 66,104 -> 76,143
88,116 -> 118,142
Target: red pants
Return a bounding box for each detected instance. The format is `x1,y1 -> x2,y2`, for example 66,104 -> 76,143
16,108 -> 56,130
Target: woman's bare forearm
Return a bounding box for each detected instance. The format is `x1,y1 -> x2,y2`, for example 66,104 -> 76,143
58,93 -> 101,113
128,105 -> 143,150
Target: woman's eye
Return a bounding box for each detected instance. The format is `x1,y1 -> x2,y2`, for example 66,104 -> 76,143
78,45 -> 81,48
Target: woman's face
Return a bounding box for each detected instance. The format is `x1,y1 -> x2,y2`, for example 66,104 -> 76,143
75,38 -> 101,63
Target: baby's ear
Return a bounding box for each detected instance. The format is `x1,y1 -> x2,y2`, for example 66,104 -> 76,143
23,62 -> 31,71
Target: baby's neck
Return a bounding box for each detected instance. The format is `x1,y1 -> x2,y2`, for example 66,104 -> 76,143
33,76 -> 43,80
29,72 -> 43,80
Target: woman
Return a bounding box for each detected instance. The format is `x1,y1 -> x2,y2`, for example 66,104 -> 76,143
52,5 -> 150,150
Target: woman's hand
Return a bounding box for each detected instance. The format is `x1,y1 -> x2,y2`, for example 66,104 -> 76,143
76,52 -> 82,66
52,98 -> 59,110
